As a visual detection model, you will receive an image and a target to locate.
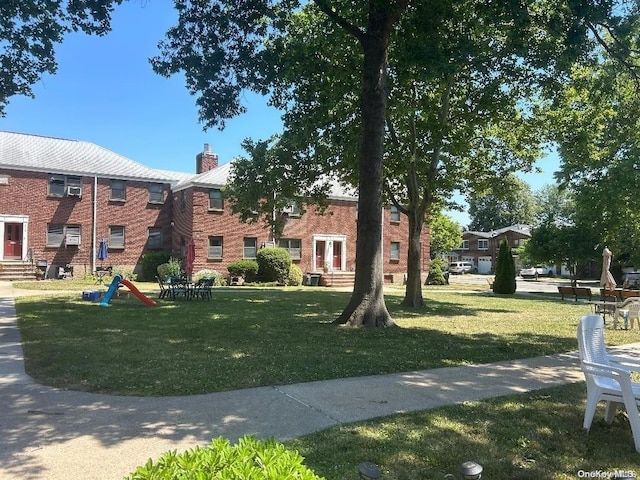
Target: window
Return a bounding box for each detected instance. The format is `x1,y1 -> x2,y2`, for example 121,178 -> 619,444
390,205 -> 400,222
148,183 -> 164,203
109,226 -> 125,248
110,179 -> 126,201
390,242 -> 401,261
243,237 -> 257,259
47,224 -> 64,246
208,236 -> 223,259
283,202 -> 301,216
180,190 -> 187,211
459,239 -> 469,250
49,175 -> 82,196
279,238 -> 301,260
47,224 -> 80,247
478,239 -> 489,250
209,189 -> 224,210
147,228 -> 163,250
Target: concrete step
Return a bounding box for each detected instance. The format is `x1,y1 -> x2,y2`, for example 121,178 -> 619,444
0,262 -> 36,281
320,272 -> 355,287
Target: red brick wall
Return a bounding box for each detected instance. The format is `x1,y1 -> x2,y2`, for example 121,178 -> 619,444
0,169 -> 172,276
186,187 -> 431,281
0,168 -> 431,282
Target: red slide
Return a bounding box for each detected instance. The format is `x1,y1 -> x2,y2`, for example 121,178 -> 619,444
120,279 -> 157,307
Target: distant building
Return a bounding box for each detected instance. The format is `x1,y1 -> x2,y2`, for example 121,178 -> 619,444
446,224 -> 531,274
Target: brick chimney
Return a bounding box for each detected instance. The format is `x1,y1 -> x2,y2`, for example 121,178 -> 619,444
196,143 -> 219,173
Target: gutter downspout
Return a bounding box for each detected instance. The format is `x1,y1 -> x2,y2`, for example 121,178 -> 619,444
92,175 -> 97,273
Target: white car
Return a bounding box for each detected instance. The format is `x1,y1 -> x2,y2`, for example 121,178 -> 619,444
520,265 -> 554,278
449,261 -> 475,274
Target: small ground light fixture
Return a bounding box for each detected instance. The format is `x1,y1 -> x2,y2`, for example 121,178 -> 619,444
460,461 -> 483,480
358,461 -> 382,479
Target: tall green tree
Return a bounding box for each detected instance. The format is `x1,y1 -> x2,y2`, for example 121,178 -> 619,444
468,175 -> 538,231
493,240 -> 516,294
0,1 -> 123,116
547,34 -> 640,268
153,1 -> 411,327
225,0 -> 618,310
429,213 -> 462,259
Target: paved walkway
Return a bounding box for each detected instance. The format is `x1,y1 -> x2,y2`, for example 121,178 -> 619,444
0,281 -> 634,480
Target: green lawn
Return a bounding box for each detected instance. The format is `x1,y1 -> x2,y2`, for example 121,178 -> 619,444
289,382 -> 640,479
13,282 -> 640,479
15,285 -> 637,396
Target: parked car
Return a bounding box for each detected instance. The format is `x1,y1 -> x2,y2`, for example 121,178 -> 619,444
520,265 -> 554,278
449,261 -> 475,274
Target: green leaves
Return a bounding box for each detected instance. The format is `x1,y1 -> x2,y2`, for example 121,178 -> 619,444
0,0 -> 123,115
125,435 -> 325,479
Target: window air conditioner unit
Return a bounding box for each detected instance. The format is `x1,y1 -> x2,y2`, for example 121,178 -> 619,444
67,186 -> 82,197
65,234 -> 81,246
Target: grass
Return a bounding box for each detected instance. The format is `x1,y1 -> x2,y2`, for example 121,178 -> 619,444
13,280 -> 640,478
288,382 -> 640,479
14,283 -> 640,396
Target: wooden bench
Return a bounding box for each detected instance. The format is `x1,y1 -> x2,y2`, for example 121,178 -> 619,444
558,286 -> 592,302
558,286 -> 574,301
573,287 -> 593,302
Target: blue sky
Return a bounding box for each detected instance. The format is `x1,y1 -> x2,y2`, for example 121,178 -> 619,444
0,1 -> 560,227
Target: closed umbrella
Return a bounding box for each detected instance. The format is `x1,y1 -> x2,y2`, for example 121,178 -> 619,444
186,238 -> 196,281
600,246 -> 616,291
97,238 -> 108,266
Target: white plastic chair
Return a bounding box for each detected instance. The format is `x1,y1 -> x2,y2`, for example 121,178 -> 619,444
577,314 -> 640,452
614,299 -> 640,330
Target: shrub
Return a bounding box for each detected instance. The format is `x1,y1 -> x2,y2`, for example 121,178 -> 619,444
227,259 -> 259,282
425,257 -> 448,285
193,269 -> 226,286
112,266 -> 136,281
288,263 -> 303,286
157,257 -> 182,280
124,435 -> 324,480
256,247 -> 292,284
140,252 -> 171,281
493,239 -> 516,294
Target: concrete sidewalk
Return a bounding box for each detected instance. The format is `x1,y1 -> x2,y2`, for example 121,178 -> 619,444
0,281 -> 622,480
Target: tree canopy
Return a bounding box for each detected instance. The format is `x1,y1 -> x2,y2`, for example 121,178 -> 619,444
0,0 -> 123,116
468,175 -> 538,231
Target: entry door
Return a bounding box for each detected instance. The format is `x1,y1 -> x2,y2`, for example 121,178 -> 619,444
315,240 -> 326,270
4,223 -> 22,259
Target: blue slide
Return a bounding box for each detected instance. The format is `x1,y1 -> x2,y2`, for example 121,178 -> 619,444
99,274 -> 122,307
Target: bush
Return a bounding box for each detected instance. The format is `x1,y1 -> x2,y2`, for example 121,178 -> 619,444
124,435 -> 323,480
140,252 -> 171,281
425,257 -> 448,285
256,247 -> 292,284
493,240 -> 516,294
288,263 -> 303,286
193,269 -> 226,286
227,259 -> 259,282
157,257 -> 183,280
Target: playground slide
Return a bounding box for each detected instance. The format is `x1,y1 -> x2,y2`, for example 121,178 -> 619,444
99,274 -> 122,307
120,279 -> 157,307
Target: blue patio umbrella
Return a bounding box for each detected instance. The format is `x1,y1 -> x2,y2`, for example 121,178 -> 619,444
97,238 -> 108,266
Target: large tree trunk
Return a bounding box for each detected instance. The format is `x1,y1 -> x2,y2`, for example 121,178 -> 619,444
333,11 -> 397,328
401,207 -> 425,308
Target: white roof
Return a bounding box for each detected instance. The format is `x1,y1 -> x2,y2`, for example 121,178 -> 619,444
174,160 -> 358,201
0,131 -> 182,182
1,130 -> 358,201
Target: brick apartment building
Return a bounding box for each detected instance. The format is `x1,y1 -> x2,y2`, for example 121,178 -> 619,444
0,131 -> 429,283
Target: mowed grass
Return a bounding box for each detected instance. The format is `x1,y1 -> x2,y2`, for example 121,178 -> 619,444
288,382 -> 640,479
15,285 -> 638,396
